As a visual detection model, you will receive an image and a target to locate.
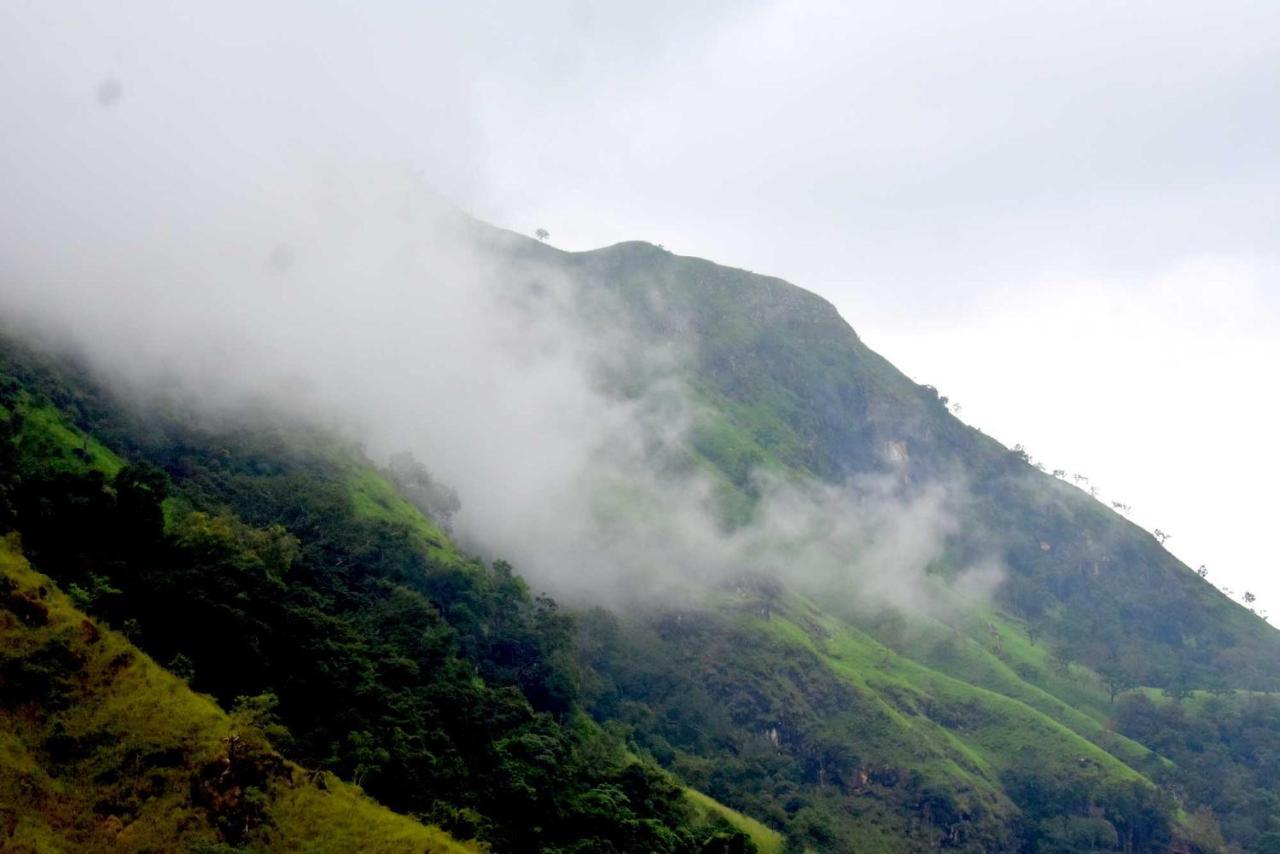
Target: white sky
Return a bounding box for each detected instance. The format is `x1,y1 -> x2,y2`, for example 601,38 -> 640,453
2,1 -> 1278,611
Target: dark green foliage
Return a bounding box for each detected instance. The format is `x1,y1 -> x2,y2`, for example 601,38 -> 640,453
576,607 -> 1007,850
1116,693 -> 1280,849
1003,768 -> 1174,853
0,336 -> 735,852
0,541 -> 477,852
0,636 -> 81,711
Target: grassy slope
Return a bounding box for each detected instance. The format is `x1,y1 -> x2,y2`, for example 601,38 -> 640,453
4,363 -> 778,851
346,464 -> 461,565
786,605 -> 1146,782
0,538 -> 475,853
685,788 -> 784,854
885,609 -> 1159,770
750,598 -> 1150,801
11,393 -> 125,477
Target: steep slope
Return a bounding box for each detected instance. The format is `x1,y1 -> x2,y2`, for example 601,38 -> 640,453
477,226 -> 1277,692
0,336 -> 766,853
577,588 -> 1176,851
0,537 -> 474,853
5,209 -> 1279,850
472,229 -> 1280,849
557,238 -> 1280,691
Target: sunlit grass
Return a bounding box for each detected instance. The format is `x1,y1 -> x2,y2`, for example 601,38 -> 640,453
11,393 -> 125,476
0,538 -> 475,852
685,787 -> 784,854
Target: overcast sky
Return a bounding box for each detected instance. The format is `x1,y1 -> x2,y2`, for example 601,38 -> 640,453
3,1 -> 1278,611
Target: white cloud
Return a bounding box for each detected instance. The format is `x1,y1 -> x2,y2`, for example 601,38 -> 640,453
2,0 -> 1276,618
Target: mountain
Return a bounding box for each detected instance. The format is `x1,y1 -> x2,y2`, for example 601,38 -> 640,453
499,234 -> 1280,850
530,236 -> 1280,694
482,228 -> 1276,676
2,212 -> 1278,852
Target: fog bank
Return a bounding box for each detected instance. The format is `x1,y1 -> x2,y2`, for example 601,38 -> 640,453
1,160 -> 997,615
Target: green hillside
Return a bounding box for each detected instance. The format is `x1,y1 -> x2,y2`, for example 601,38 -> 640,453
554,238 -> 1280,690
3,214 -> 1279,851
0,537 -> 475,853
490,229 -> 1280,849
0,339 -> 766,853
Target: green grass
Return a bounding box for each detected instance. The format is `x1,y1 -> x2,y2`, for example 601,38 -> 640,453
10,394 -> 125,477
732,593 -> 1157,830
890,609 -> 1159,773
346,466 -> 464,565
0,537 -> 476,853
685,788 -> 784,854
829,610 -> 1146,781
270,780 -> 478,853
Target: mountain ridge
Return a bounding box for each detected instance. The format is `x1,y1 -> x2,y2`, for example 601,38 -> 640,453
2,207 -> 1278,850
477,219 -> 1279,688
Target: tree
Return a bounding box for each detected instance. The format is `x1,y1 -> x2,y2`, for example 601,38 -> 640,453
1153,529 -> 1170,546
1196,565 -> 1208,579
1244,591 -> 1256,606
1099,661 -> 1137,705
535,228 -> 549,241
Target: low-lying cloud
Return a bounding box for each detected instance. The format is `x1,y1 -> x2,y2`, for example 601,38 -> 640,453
1,162 -> 999,618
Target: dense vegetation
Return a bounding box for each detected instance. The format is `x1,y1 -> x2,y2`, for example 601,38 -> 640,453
3,220 -> 1280,851
575,594 -> 1186,852
1116,692 -> 1280,851
0,338 -> 760,853
0,538 -> 475,852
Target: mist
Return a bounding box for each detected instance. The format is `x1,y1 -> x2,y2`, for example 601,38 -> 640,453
0,4 -> 1004,619
0,153 -> 998,617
